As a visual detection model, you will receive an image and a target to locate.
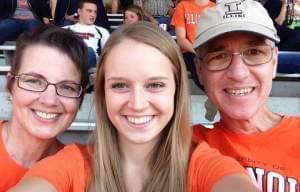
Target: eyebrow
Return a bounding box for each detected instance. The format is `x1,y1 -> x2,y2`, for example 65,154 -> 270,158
106,76 -> 170,81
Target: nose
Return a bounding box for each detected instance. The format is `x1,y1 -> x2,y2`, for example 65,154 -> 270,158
38,84 -> 59,106
225,54 -> 250,81
128,87 -> 149,111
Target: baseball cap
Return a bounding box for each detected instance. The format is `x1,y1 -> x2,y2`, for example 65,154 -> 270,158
194,0 -> 280,49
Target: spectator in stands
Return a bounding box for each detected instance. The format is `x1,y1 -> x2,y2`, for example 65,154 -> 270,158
48,0 -> 79,26
171,0 -> 214,88
64,0 -> 110,72
264,0 -> 300,51
0,25 -> 88,191
0,0 -> 51,45
103,0 -> 120,13
134,0 -> 175,27
192,0 -> 300,191
9,22 -> 259,192
123,4 -> 144,24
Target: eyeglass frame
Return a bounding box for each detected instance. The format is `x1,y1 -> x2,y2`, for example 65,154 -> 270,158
197,44 -> 276,71
12,73 -> 83,98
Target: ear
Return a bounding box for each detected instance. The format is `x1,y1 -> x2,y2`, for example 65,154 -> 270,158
272,47 -> 278,79
6,72 -> 13,81
194,56 -> 204,85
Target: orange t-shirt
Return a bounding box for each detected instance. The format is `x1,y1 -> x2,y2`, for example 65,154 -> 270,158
171,1 -> 215,44
0,120 -> 64,191
26,143 -> 91,192
27,142 -> 246,192
0,121 -> 27,191
188,141 -> 247,192
193,116 -> 300,192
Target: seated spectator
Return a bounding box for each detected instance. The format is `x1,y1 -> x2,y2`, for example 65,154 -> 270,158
123,4 -> 144,24
0,0 -> 51,45
64,0 -> 110,72
264,0 -> 300,51
133,0 -> 175,28
171,0 -> 214,87
103,0 -> 120,13
49,0 -> 79,26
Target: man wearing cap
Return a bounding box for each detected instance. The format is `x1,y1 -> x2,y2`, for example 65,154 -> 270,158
192,0 -> 300,191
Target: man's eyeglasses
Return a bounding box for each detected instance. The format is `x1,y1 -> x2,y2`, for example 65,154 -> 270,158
198,44 -> 275,71
13,73 -> 83,98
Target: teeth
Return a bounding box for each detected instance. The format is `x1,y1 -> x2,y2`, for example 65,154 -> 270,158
35,111 -> 58,120
127,116 -> 153,124
226,88 -> 253,96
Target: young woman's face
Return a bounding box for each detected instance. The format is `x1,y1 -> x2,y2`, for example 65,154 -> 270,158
10,45 -> 81,139
124,10 -> 140,25
104,39 -> 176,146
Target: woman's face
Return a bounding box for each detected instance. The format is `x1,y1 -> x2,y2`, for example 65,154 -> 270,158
10,45 -> 81,139
104,39 -> 176,146
124,10 -> 140,24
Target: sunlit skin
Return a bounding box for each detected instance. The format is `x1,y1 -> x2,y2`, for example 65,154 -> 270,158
124,10 -> 140,24
9,45 -> 81,140
78,2 -> 97,25
104,38 -> 176,147
196,32 -> 281,133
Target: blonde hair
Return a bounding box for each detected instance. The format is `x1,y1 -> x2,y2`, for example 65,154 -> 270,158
89,22 -> 191,192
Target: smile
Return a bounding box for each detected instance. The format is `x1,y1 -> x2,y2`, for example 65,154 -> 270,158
34,110 -> 59,120
225,87 -> 254,96
126,116 -> 153,125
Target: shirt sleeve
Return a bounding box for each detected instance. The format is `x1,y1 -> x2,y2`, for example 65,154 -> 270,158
171,2 -> 186,27
188,142 -> 247,192
25,144 -> 90,192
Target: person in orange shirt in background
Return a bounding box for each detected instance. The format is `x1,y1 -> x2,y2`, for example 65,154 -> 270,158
0,25 -> 88,191
9,22 -> 259,192
192,0 -> 300,191
171,0 -> 214,87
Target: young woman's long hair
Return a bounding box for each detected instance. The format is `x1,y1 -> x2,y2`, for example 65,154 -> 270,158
89,22 -> 191,192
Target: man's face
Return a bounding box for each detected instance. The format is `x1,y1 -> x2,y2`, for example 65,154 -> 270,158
195,32 -> 278,121
78,2 -> 97,25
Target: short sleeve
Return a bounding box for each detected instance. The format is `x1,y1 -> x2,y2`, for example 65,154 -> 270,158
188,142 -> 247,192
25,144 -> 90,192
171,2 -> 186,27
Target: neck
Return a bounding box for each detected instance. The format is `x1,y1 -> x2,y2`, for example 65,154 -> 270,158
120,139 -> 156,192
2,121 -> 58,168
220,105 -> 282,134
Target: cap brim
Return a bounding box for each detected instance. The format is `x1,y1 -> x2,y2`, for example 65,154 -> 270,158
194,22 -> 280,49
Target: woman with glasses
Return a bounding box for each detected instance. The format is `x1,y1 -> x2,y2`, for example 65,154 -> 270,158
192,0 -> 300,191
9,22 -> 259,192
0,25 -> 88,191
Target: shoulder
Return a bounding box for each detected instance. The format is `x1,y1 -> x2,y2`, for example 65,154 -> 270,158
188,142 -> 246,192
192,124 -> 217,144
25,143 -> 91,191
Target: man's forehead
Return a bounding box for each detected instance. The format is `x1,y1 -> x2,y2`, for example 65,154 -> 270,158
82,2 -> 97,10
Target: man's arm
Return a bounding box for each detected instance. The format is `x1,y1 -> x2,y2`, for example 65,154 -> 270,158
175,27 -> 195,53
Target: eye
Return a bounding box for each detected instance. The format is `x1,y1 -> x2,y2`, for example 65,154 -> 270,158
21,76 -> 44,86
145,82 -> 166,91
111,82 -> 128,89
243,47 -> 266,56
59,84 -> 78,92
205,51 -> 229,63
